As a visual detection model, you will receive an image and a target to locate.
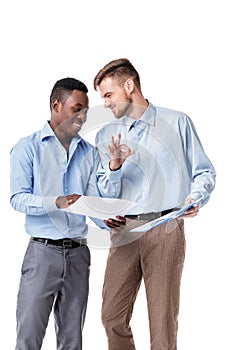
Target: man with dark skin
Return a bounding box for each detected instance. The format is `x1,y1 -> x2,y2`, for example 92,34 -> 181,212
10,78 -> 103,350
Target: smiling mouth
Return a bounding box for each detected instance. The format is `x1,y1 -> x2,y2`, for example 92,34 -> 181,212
71,119 -> 83,128
110,106 -> 117,113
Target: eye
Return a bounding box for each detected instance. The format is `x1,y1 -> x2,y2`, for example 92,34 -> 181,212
74,108 -> 82,113
80,108 -> 89,116
74,107 -> 89,115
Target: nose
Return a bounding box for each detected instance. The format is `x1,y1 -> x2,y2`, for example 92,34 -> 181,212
73,109 -> 87,126
78,109 -> 87,123
104,98 -> 111,108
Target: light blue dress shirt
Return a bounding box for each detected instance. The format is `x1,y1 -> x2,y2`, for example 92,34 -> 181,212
96,102 -> 216,214
10,121 -> 104,239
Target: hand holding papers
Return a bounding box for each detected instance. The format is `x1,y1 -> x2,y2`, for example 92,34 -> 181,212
130,198 -> 202,232
61,196 -> 138,220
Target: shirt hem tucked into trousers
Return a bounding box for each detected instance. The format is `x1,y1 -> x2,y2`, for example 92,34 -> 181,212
101,218 -> 185,350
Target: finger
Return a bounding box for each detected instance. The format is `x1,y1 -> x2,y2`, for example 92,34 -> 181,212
186,204 -> 199,214
104,219 -> 119,228
105,218 -> 125,227
116,133 -> 121,147
109,136 -> 119,152
72,196 -> 80,203
67,194 -> 80,205
110,135 -> 115,148
108,144 -> 114,153
184,212 -> 198,218
120,144 -> 133,154
115,215 -> 126,223
112,221 -> 126,227
183,205 -> 199,218
67,198 -> 76,205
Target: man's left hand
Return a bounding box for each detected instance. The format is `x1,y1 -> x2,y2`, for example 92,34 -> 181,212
104,215 -> 126,229
182,198 -> 199,218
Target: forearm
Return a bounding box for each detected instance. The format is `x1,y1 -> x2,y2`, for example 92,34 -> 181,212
181,115 -> 216,207
189,169 -> 216,206
10,192 -> 58,215
96,166 -> 122,198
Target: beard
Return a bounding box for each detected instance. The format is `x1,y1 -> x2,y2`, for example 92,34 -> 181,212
112,96 -> 133,119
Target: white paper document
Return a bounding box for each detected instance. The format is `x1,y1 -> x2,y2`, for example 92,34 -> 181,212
61,196 -> 138,220
130,198 -> 202,232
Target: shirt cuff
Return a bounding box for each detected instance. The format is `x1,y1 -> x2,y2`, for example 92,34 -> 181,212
43,196 -> 59,213
186,192 -> 204,207
106,166 -> 123,181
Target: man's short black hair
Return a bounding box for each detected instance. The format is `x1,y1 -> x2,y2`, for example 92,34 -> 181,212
50,78 -> 88,110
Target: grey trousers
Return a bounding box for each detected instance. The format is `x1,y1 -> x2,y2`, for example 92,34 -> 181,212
102,219 -> 185,350
15,239 -> 90,350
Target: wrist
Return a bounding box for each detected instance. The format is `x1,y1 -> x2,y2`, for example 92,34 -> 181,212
56,197 -> 61,208
109,162 -> 122,171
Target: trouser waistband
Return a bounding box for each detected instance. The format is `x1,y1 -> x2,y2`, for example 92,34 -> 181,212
31,237 -> 87,248
124,207 -> 179,221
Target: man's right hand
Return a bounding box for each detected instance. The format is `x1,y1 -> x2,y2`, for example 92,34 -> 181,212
56,194 -> 81,209
108,133 -> 134,170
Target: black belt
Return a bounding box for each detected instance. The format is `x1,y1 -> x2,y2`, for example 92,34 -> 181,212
124,208 -> 179,221
31,237 -> 86,248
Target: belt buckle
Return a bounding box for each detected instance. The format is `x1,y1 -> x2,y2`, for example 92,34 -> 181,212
62,239 -> 73,248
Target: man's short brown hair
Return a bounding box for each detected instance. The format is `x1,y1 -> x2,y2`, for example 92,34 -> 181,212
93,58 -> 141,91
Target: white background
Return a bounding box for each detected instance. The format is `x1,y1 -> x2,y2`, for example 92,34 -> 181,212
0,0 -> 232,349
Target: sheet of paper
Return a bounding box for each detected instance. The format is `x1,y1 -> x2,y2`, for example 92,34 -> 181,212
130,198 -> 202,232
61,196 -> 138,220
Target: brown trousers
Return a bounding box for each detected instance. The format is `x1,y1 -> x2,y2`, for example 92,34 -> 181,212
102,219 -> 185,350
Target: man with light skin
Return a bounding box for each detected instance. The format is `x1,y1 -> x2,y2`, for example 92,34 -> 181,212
94,58 -> 216,349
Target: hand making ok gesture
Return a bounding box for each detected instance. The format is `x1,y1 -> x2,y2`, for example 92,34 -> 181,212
108,133 -> 134,170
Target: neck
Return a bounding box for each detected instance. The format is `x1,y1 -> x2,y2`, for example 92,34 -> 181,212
50,122 -> 72,152
127,97 -> 149,120
56,131 -> 72,152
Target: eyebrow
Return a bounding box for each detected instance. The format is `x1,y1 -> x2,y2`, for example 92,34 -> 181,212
102,91 -> 112,99
74,103 -> 88,109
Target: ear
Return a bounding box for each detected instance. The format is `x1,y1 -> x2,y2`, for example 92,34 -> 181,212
124,79 -> 134,94
52,100 -> 60,113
